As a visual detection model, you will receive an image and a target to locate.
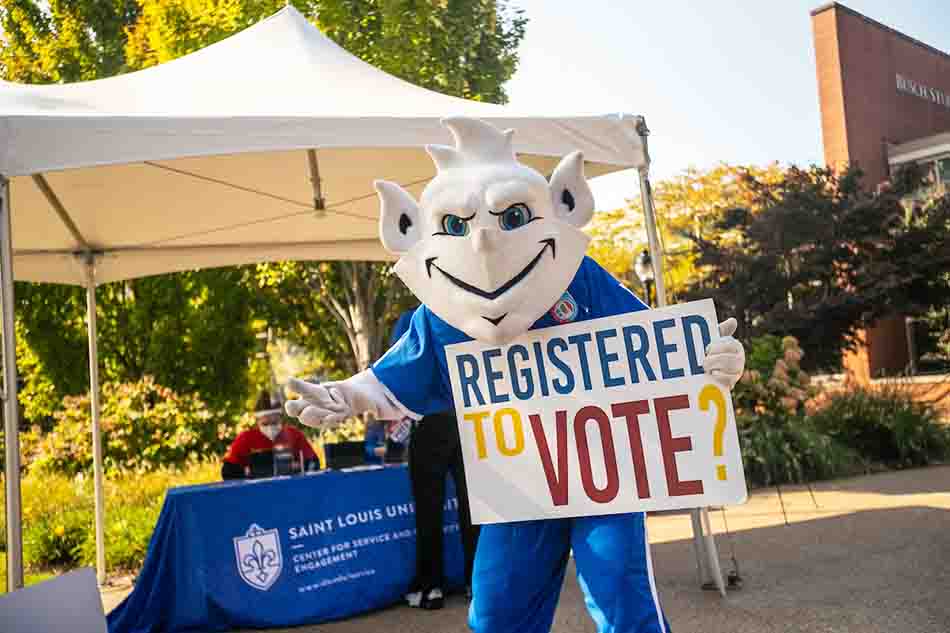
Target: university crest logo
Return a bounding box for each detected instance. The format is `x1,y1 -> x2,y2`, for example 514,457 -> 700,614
234,523 -> 283,590
549,291 -> 579,324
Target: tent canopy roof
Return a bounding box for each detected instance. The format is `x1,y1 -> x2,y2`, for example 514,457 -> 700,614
0,6 -> 647,285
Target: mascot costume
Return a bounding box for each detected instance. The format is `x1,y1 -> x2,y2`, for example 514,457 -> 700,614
286,117 -> 746,633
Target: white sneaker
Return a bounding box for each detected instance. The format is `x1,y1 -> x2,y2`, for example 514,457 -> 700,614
422,588 -> 444,610
406,587 -> 443,609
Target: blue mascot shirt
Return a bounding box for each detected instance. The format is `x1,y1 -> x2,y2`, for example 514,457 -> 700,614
389,308 -> 416,347
372,256 -> 648,418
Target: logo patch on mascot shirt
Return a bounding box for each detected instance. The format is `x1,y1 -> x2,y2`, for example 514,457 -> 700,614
550,291 -> 579,323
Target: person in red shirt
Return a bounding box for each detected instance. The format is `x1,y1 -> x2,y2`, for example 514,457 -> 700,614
222,391 -> 320,480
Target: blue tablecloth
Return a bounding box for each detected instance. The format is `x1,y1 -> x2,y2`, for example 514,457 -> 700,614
108,465 -> 464,633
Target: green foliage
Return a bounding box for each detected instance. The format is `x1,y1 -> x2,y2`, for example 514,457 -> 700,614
0,552 -> 55,592
15,321 -> 61,429
733,335 -> 858,486
591,163 -> 950,373
810,387 -> 950,468
123,0 -> 527,104
738,415 -> 860,487
4,461 -> 220,574
687,164 -> 950,371
916,306 -> 950,373
23,509 -> 90,569
10,470 -> 91,570
733,337 -> 950,486
26,377 -> 250,475
16,269 -> 258,416
586,164 -> 786,301
0,0 -> 140,83
733,336 -> 813,420
254,261 -> 415,374
310,0 -> 527,105
78,501 -> 160,571
744,334 -> 784,376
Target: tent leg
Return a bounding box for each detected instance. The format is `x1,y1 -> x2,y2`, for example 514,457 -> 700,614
84,260 -> 106,585
634,119 -> 667,310
635,122 -> 724,595
1,174 -> 24,591
689,509 -> 708,585
702,508 -> 726,596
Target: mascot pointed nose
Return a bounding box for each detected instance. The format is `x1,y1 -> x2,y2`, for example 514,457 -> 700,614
472,227 -> 499,253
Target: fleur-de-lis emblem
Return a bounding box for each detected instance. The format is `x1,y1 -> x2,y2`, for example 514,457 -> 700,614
234,524 -> 283,590
242,538 -> 278,583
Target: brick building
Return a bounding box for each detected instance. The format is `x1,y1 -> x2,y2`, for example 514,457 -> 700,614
811,2 -> 950,380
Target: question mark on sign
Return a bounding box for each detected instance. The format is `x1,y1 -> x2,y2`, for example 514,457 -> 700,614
699,384 -> 728,481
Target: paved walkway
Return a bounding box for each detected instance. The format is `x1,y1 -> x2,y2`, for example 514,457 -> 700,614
101,466 -> 950,632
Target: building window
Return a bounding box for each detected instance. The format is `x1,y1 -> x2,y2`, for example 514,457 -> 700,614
938,157 -> 950,185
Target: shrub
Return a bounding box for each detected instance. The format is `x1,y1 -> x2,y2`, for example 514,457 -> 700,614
739,413 -> 861,486
74,461 -> 220,572
23,508 -> 90,570
78,500 -> 163,572
734,336 -> 813,419
9,461 -> 221,575
744,334 -> 785,376
810,387 -> 950,468
27,377 -> 249,474
734,335 -> 862,486
6,471 -> 91,560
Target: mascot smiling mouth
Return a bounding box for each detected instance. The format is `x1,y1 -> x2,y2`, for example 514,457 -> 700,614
424,239 -> 556,322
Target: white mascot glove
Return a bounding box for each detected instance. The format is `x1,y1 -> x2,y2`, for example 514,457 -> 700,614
285,371 -> 409,428
704,318 -> 746,390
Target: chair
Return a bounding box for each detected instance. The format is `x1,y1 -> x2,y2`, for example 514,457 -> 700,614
0,567 -> 106,633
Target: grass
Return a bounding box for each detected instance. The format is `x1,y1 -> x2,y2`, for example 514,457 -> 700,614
1,460 -> 221,588
0,551 -> 57,593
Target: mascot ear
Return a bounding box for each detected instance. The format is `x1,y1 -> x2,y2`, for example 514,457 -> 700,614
375,180 -> 422,254
549,151 -> 594,228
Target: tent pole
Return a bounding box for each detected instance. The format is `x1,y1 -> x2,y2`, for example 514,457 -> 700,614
307,149 -> 326,216
1,174 -> 24,591
635,119 -> 721,592
634,119 -> 667,309
83,257 -> 107,585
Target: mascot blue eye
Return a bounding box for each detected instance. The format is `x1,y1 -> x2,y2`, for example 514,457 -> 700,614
441,214 -> 470,236
499,203 -> 533,230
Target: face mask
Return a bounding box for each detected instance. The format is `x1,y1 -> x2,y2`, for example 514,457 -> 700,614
260,424 -> 282,442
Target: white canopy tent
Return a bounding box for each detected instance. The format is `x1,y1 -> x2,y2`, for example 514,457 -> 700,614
0,5 -> 719,594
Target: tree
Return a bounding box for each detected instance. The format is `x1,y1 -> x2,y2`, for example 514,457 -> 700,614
15,269 -> 258,414
0,0 -> 140,82
586,163 -> 785,301
252,261 -> 415,376
126,0 -> 526,105
685,164 -> 950,371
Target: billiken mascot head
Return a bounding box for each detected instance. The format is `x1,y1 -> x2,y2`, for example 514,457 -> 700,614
375,117 -> 594,345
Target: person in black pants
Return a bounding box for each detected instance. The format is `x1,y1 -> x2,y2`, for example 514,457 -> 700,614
389,308 -> 479,610
405,411 -> 479,610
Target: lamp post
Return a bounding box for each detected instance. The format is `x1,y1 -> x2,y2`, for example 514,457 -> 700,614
633,249 -> 655,307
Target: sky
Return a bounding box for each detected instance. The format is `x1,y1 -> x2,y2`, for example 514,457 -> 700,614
502,0 -> 950,210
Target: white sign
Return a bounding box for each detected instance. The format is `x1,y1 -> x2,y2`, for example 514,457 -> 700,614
446,299 -> 748,524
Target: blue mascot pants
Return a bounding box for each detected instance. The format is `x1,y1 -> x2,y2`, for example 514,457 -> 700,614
468,512 -> 669,633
